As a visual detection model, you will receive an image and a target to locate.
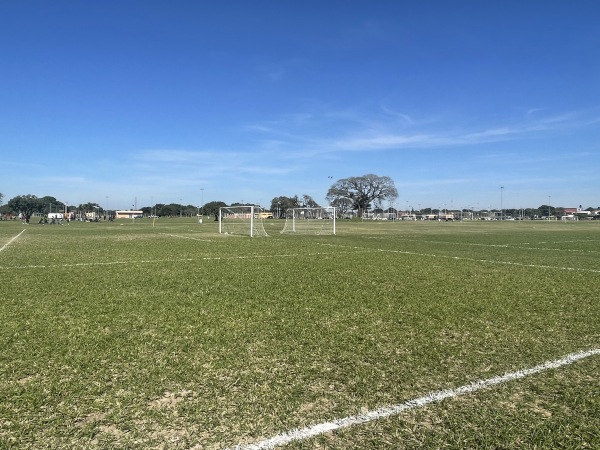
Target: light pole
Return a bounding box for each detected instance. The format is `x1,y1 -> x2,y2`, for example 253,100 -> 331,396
201,188 -> 204,216
548,195 -> 551,219
500,186 -> 504,220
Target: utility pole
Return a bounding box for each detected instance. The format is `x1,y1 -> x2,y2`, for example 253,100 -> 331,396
500,186 -> 504,220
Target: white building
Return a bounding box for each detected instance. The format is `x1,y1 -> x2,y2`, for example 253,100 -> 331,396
115,210 -> 143,219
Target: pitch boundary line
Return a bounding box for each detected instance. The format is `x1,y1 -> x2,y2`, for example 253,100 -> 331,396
319,243 -> 600,274
162,233 -> 213,242
0,250 -> 380,271
366,237 -> 600,254
225,348 -> 600,450
0,229 -> 26,254
1,241 -> 597,274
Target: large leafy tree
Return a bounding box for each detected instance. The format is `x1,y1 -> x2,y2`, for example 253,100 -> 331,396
202,201 -> 227,219
538,204 -> 554,217
7,195 -> 43,213
332,196 -> 355,217
270,196 -> 300,217
326,174 -> 398,217
4,195 -> 83,214
301,194 -> 320,208
41,196 -> 64,213
78,202 -> 101,213
156,203 -> 180,217
269,195 -> 320,217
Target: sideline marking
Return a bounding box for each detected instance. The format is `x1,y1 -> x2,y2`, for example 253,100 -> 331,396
368,237 -> 600,255
162,233 -> 213,242
0,229 -> 26,253
226,348 -> 600,450
0,250 -> 379,270
319,243 -> 600,274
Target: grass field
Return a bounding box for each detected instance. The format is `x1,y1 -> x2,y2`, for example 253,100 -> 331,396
1,217 -> 599,449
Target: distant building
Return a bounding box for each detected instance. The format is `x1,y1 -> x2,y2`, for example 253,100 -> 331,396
438,211 -> 455,220
115,210 -> 143,219
563,207 -> 590,216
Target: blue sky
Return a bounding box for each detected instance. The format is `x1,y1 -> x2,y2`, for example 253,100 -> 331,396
2,1 -> 599,211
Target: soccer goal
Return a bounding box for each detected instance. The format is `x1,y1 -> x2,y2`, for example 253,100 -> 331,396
281,207 -> 336,235
219,206 -> 269,237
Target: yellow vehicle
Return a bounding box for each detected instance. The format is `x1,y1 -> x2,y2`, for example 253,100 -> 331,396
256,212 -> 274,219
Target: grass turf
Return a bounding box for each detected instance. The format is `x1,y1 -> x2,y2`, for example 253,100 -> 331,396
0,218 -> 599,449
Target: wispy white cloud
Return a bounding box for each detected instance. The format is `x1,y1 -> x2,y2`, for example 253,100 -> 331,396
506,151 -> 595,165
136,149 -> 221,164
526,108 -> 542,117
332,133 -> 441,150
397,177 -> 479,188
133,148 -> 294,178
255,58 -> 307,83
81,107 -> 597,208
247,107 -> 598,154
379,104 -> 415,125
0,159 -> 47,170
40,176 -> 87,184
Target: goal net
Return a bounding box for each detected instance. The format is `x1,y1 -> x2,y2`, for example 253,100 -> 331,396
219,206 -> 269,237
281,207 -> 336,235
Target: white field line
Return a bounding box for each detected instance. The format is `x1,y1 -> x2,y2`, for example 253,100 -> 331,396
1,240 -> 597,274
533,239 -> 598,244
162,233 -> 213,242
0,250 -> 379,271
319,243 -> 600,274
366,237 -> 600,254
225,348 -> 600,450
0,229 -> 26,253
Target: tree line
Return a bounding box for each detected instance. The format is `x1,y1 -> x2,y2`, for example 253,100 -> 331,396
2,174 -> 598,219
0,194 -> 104,216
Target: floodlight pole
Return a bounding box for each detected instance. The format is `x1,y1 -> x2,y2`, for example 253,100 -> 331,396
500,186 -> 504,220
199,188 -> 204,224
332,207 -> 336,235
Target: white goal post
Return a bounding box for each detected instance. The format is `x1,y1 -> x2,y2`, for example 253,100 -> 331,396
219,205 -> 269,237
281,207 -> 336,235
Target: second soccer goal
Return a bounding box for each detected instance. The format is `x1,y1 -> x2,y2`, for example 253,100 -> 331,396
281,207 -> 336,235
219,205 -> 269,237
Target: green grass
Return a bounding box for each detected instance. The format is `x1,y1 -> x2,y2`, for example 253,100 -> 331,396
0,218 -> 599,449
